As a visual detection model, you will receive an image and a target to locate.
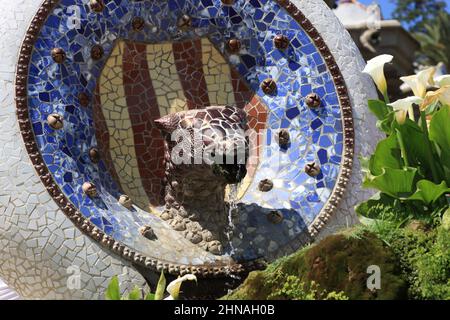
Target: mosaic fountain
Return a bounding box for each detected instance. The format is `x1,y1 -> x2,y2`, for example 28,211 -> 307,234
0,0 -> 382,299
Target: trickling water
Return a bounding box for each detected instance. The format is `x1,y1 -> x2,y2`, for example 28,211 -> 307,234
226,183 -> 239,257
224,182 -> 243,280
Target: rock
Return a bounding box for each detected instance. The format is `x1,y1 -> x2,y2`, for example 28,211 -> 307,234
201,230 -> 214,242
186,232 -> 202,244
223,231 -> 407,300
160,210 -> 173,221
406,220 -> 428,232
170,218 -> 186,231
208,241 -> 223,255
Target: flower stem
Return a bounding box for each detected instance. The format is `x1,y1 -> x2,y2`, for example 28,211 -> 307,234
420,111 -> 442,184
383,91 -> 390,105
395,128 -> 409,168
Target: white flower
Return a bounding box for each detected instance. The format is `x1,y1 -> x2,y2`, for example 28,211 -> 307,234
400,67 -> 435,98
423,85 -> 450,107
165,274 -> 197,300
435,75 -> 450,87
389,96 -> 423,124
362,54 -> 393,98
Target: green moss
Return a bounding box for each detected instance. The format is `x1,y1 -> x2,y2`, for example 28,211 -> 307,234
348,219 -> 450,300
386,226 -> 450,299
224,231 -> 407,300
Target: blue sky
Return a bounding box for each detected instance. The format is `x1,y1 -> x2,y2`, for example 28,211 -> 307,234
358,0 -> 450,19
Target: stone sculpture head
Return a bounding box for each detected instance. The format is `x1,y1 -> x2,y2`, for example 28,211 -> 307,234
154,106 -> 249,255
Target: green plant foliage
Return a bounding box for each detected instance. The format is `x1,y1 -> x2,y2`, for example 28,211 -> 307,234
415,227 -> 450,299
391,0 -> 447,33
414,12 -> 450,69
223,232 -> 407,300
429,105 -> 450,181
267,275 -> 348,300
104,271 -> 169,300
360,102 -> 450,223
408,180 -> 450,205
372,223 -> 450,300
105,276 -> 121,300
154,272 -> 166,301
367,100 -> 395,134
356,192 -> 415,223
127,286 -> 142,300
363,167 -> 418,198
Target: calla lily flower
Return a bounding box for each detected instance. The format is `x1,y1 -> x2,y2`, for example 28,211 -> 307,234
400,67 -> 435,98
362,54 -> 393,101
389,96 -> 423,124
423,85 -> 450,108
435,75 -> 450,87
165,274 -> 197,300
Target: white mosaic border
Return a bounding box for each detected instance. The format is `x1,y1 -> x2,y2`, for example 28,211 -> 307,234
0,0 -> 148,300
0,0 -> 380,298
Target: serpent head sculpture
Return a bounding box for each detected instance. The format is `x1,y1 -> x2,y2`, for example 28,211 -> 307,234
155,106 -> 249,255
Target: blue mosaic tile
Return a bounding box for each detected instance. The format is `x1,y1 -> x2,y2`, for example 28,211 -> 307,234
26,0 -> 344,261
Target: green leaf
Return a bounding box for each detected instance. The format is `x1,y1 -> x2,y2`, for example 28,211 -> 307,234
145,292 -> 155,300
105,276 -> 121,300
154,271 -> 166,300
408,180 -> 450,205
368,99 -> 392,120
356,192 -> 413,222
127,286 -> 142,300
394,119 -> 438,181
367,100 -> 395,134
363,167 -> 418,198
369,133 -> 403,176
429,105 -> 450,182
377,114 -> 396,135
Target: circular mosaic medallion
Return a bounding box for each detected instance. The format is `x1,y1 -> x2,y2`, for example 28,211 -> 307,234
16,0 -> 353,276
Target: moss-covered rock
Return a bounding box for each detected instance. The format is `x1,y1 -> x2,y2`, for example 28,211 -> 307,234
224,231 -> 407,300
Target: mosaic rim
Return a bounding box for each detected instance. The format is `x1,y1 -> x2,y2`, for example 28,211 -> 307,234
15,0 -> 355,277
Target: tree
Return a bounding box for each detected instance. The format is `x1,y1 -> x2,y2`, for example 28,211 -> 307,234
414,12 -> 450,69
391,0 -> 447,32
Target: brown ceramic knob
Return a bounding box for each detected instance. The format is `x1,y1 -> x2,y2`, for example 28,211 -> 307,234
82,182 -> 98,197
267,210 -> 283,224
258,179 -> 274,192
227,39 -> 241,53
221,0 -> 235,4
132,16 -> 145,31
90,0 -> 105,13
91,45 -> 104,60
274,34 -> 289,50
305,93 -> 321,108
305,162 -> 321,177
51,48 -> 66,64
119,194 -> 133,209
89,148 -> 100,163
177,14 -> 192,31
261,78 -> 277,95
278,129 -> 290,147
47,114 -> 64,130
140,225 -> 157,240
78,92 -> 90,107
